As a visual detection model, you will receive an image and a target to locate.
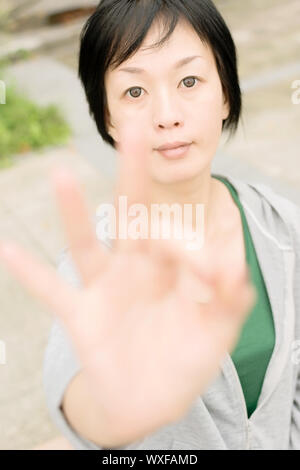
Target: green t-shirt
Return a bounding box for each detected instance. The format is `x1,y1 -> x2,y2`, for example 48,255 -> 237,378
213,175 -> 276,418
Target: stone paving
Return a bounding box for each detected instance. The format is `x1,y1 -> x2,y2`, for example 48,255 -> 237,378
216,0 -> 300,190
0,0 -> 299,450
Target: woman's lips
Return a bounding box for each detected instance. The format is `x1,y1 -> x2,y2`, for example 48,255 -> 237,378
157,143 -> 191,159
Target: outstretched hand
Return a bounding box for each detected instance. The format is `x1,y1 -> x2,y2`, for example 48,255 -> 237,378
0,123 -> 256,431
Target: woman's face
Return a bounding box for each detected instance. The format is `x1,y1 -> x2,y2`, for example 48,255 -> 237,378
104,18 -> 229,185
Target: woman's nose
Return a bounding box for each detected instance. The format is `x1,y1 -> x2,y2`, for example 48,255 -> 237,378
153,93 -> 184,129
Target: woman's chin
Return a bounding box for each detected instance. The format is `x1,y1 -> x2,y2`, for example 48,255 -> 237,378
149,146 -> 208,185
150,166 -> 204,185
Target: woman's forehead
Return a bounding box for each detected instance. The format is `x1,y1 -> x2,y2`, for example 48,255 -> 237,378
107,23 -> 212,78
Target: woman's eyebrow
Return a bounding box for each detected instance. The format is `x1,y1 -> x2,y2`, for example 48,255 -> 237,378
117,55 -> 204,75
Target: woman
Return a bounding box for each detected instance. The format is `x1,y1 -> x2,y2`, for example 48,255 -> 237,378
0,0 -> 299,450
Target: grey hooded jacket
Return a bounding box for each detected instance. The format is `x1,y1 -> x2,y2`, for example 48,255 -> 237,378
43,172 -> 300,450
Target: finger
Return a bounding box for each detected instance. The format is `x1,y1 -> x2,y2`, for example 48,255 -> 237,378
204,269 -> 256,341
113,123 -> 151,254
215,269 -> 253,313
0,241 -> 80,327
234,282 -> 257,319
149,236 -> 218,286
189,272 -> 256,357
50,165 -> 110,286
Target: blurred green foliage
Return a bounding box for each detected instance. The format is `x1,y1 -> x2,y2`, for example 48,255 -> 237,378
0,71 -> 71,169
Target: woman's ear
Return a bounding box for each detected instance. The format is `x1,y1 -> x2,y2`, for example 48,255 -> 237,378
222,91 -> 230,121
105,107 -> 118,142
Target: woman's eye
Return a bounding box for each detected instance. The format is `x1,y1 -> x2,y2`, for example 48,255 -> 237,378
125,76 -> 199,99
181,76 -> 199,88
126,87 -> 143,99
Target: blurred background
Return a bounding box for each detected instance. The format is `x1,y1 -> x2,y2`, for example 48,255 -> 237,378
0,0 -> 299,450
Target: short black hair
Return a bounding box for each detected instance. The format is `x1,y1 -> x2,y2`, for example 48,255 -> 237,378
78,0 -> 242,149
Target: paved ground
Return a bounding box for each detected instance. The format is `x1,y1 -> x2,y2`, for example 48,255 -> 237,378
0,0 -> 299,450
216,0 -> 300,191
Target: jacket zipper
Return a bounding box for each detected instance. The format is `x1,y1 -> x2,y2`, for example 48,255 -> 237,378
227,354 -> 250,449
